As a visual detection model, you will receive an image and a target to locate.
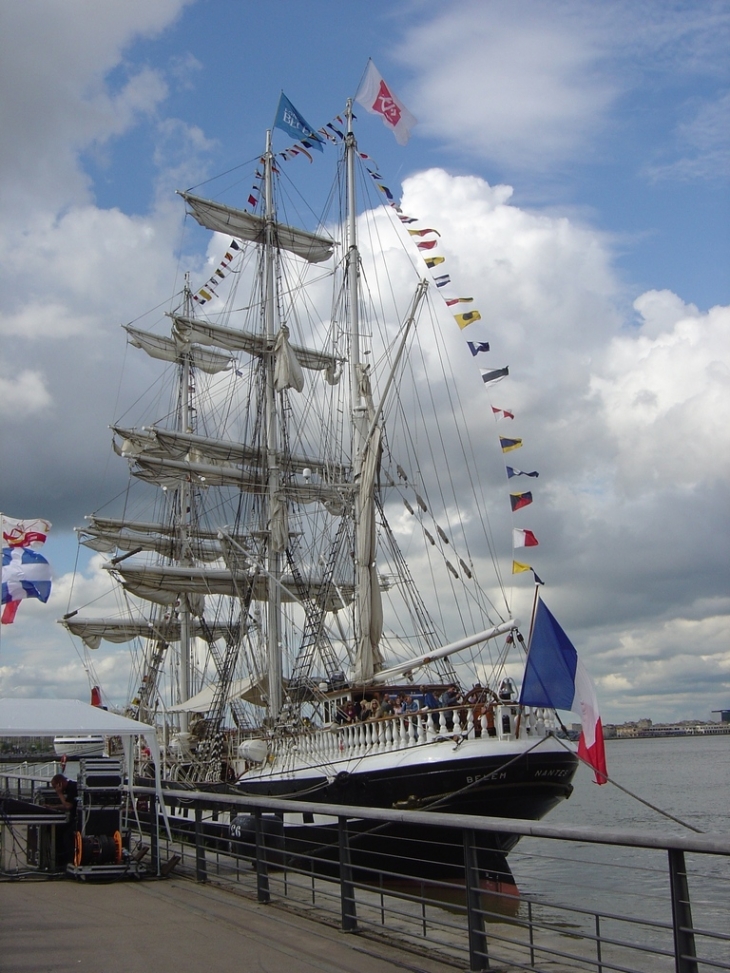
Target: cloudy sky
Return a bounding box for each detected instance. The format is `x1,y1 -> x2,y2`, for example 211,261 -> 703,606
0,0 -> 728,724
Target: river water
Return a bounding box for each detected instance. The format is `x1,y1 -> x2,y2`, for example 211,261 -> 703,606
542,735 -> 729,834
508,735 -> 730,966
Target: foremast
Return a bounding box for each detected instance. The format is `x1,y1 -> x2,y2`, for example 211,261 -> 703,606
262,130 -> 284,718
177,275 -> 195,732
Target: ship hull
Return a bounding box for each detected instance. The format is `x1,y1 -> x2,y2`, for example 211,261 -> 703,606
53,736 -> 105,758
225,740 -> 578,890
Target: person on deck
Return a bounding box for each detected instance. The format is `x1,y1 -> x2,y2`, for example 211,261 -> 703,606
50,773 -> 78,866
420,686 -> 441,713
404,695 -> 419,714
440,685 -> 461,730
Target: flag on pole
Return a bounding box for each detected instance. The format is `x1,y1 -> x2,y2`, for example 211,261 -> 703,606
355,60 -> 417,145
480,366 -> 509,385
2,547 -> 53,624
454,310 -> 481,329
513,528 -> 539,548
519,599 -> 607,784
512,561 -> 544,584
274,93 -> 324,150
2,516 -> 51,550
510,492 -> 533,511
1,515 -> 52,623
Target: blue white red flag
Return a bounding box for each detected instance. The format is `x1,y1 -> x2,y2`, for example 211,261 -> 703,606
2,547 -> 53,624
519,599 -> 607,784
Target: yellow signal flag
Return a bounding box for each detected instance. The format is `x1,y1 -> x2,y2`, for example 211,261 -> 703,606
454,309 -> 482,330
512,560 -> 532,574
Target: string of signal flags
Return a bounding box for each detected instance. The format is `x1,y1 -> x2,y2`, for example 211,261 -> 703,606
188,65 -> 544,587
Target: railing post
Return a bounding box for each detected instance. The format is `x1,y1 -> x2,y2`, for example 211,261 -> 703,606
338,816 -> 357,931
194,803 -> 207,883
463,828 -> 489,972
668,849 -> 698,973
148,791 -> 159,876
253,809 -> 270,904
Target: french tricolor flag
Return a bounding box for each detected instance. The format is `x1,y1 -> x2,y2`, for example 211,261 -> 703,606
519,598 -> 608,784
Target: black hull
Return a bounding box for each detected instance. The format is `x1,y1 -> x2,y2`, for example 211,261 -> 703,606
230,813 -> 519,892
234,746 -> 577,890
145,745 -> 578,891
236,747 -> 578,821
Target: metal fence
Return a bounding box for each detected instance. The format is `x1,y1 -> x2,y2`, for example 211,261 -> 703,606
2,768 -> 729,973
137,787 -> 730,973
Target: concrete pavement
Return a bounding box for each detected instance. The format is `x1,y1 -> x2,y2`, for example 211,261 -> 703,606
0,876 -> 459,973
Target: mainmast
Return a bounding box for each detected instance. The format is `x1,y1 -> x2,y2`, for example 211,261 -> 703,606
177,273 -> 194,732
345,100 -> 366,457
263,131 -> 283,718
345,99 -> 384,683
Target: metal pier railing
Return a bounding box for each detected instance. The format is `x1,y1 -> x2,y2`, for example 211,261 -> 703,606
2,770 -> 729,973
136,787 -> 729,973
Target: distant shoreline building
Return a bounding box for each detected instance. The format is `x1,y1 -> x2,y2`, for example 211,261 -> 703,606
595,717 -> 730,740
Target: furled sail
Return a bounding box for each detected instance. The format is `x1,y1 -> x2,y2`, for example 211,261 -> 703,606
167,674 -> 272,712
128,453 -> 352,507
353,425 -> 384,682
124,325 -> 233,374
84,515 -> 245,545
106,562 -> 354,611
172,315 -> 342,382
179,191 -> 335,264
78,527 -> 222,561
112,426 -> 348,480
60,617 -> 241,651
273,325 -> 304,393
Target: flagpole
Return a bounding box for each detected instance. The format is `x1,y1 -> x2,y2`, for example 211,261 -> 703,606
527,583 -> 540,645
0,512 -> 3,662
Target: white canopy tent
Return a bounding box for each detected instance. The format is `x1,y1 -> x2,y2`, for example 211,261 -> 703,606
0,698 -> 169,838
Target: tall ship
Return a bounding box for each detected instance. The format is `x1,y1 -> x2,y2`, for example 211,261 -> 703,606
61,77 -> 583,884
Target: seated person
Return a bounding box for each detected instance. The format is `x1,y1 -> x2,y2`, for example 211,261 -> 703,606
51,773 -> 78,812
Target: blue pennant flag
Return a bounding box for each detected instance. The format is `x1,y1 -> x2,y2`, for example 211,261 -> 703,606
274,93 -> 324,151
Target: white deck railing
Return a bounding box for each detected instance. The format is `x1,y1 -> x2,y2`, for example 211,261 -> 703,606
271,704 -> 558,763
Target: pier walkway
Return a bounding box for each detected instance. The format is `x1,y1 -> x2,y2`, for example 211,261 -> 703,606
0,875 -> 456,973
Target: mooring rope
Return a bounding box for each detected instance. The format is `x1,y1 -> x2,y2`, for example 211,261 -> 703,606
552,733 -> 703,834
